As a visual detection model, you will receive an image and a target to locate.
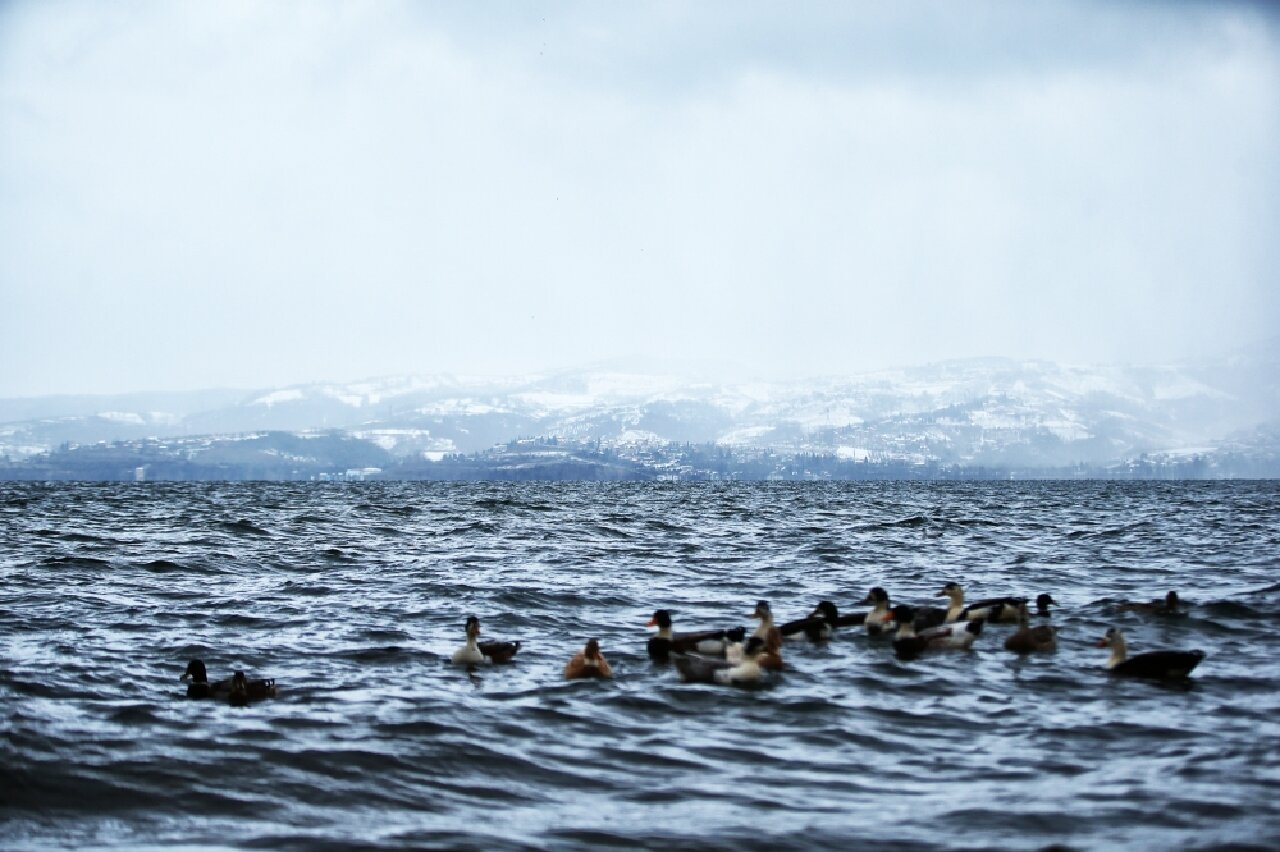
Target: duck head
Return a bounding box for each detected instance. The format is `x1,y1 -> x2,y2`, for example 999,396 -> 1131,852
750,600 -> 772,621
1035,593 -> 1055,615
583,638 -> 602,662
937,582 -> 963,601
860,587 -> 890,606
890,604 -> 916,625
180,659 -> 208,683
646,609 -> 672,630
465,615 -> 481,639
809,600 -> 839,622
1165,591 -> 1180,608
1098,627 -> 1125,648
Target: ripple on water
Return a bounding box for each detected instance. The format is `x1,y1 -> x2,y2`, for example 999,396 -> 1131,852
2,480 -> 1279,850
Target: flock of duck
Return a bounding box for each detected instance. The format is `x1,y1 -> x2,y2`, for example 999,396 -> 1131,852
181,586 -> 1205,702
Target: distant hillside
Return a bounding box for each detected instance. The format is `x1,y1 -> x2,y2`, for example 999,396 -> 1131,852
2,341 -> 1277,473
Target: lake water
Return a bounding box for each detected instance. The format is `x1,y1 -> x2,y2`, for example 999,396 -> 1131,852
3,481 -> 1278,850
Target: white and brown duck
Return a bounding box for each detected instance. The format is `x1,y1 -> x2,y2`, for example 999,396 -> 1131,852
564,638 -> 613,680
451,615 -> 521,665
1097,627 -> 1204,680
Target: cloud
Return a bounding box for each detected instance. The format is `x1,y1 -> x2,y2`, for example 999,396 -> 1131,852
1,0 -> 1277,394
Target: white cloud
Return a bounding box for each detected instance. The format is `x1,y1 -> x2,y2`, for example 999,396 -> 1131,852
1,1 -> 1277,395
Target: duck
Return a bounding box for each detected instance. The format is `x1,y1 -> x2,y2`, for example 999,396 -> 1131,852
564,638 -> 613,680
674,637 -> 769,685
907,585 -> 959,629
645,610 -> 738,663
860,587 -> 895,637
740,600 -> 785,670
1116,591 -> 1185,617
180,659 -> 230,698
890,604 -> 985,661
1003,604 -> 1057,653
780,601 -> 839,642
227,670 -> 278,707
451,615 -> 521,665
963,593 -> 1034,623
936,583 -> 1024,624
1097,627 -> 1204,679
1032,593 -> 1055,617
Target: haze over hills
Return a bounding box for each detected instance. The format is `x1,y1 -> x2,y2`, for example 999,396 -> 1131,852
3,339 -> 1277,479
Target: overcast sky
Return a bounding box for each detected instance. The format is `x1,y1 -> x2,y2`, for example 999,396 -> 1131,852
1,1 -> 1277,397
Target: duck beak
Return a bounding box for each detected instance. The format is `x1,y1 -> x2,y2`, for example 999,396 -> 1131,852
179,673 -> 190,681
645,618 -> 656,627
1096,638 -> 1108,647
935,590 -> 947,597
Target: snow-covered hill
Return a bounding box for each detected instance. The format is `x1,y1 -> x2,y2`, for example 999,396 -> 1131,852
3,342 -> 1277,468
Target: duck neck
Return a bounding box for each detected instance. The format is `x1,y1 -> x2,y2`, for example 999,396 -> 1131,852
1107,636 -> 1127,668
655,625 -> 673,640
752,614 -> 773,640
944,593 -> 965,622
896,620 -> 917,639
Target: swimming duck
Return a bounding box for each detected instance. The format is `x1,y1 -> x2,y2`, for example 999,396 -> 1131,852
646,610 -> 738,663
936,583 -> 1024,624
749,600 -> 785,649
1116,591 -> 1185,617
1097,627 -> 1204,679
890,604 -> 985,660
564,638 -> 613,680
930,582 -> 970,625
907,586 -> 958,629
227,670 -> 278,707
860,587 -> 895,636
1032,593 -> 1055,617
1003,604 -> 1057,654
963,593 -> 1034,623
180,659 -> 230,698
452,615 -> 521,665
674,637 -> 768,685
780,601 -> 839,642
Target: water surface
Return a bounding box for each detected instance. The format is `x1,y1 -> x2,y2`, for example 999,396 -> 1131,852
3,481 -> 1279,850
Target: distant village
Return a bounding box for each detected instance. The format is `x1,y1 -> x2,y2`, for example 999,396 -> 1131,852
2,431 -> 1273,482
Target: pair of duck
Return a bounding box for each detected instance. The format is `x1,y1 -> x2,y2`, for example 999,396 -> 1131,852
181,660 -> 277,706
651,601 -> 786,685
847,583 -> 1057,657
450,614 -> 613,680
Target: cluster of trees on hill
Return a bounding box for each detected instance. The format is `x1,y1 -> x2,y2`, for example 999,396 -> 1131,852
3,432 -> 1276,481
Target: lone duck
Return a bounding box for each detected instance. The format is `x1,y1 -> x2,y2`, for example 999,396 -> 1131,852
452,615 -> 521,665
890,604 -> 985,660
646,610 -> 737,663
674,637 -> 768,685
180,659 -> 230,698
564,638 -> 613,680
1117,591 -> 1185,617
1097,627 -> 1204,679
227,670 -> 278,707
1003,604 -> 1057,654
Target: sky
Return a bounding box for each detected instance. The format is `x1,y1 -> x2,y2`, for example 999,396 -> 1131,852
1,0 -> 1278,397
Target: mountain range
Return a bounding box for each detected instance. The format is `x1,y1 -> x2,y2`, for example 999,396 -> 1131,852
3,340 -> 1278,472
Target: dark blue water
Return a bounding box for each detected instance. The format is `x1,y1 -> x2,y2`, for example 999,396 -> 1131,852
3,481 -> 1279,850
